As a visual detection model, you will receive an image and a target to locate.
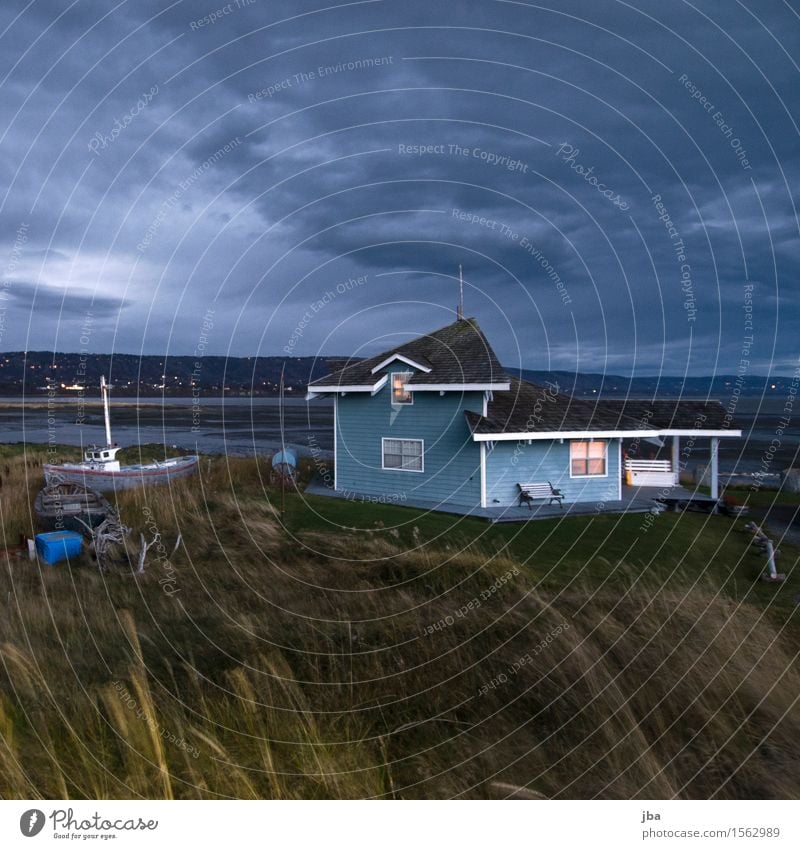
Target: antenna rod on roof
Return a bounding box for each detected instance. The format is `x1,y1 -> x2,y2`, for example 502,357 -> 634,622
457,265 -> 464,320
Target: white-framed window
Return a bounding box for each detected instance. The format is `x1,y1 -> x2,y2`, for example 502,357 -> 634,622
391,372 -> 413,405
382,437 -> 424,472
570,439 -> 607,477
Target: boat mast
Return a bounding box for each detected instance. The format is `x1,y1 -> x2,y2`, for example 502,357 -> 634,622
100,375 -> 113,446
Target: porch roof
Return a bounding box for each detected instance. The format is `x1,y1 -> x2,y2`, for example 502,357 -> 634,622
465,378 -> 740,439
597,399 -> 729,430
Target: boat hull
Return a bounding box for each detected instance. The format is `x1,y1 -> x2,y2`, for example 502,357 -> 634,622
35,483 -> 113,533
44,456 -> 199,492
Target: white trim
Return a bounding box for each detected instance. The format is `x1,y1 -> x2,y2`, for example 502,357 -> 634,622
656,429 -> 741,437
333,394 -> 338,491
569,438 -> 609,479
404,382 -> 511,392
310,375 -> 388,395
482,391 -> 488,416
471,428 -> 741,442
371,354 -> 431,374
617,438 -> 622,500
381,437 -> 425,473
390,371 -> 414,406
480,442 -> 487,508
474,429 -> 655,441
710,436 -> 719,500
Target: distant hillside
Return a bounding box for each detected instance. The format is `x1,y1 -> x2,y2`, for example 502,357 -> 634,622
0,351 -> 788,397
516,369 -> 792,399
0,351 -> 330,396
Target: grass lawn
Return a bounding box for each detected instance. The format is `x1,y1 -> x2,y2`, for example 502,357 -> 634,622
283,491 -> 800,620
695,482 -> 800,507
0,445 -> 798,799
5,440 -> 798,617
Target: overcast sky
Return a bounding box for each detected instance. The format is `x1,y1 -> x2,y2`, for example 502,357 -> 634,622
0,0 -> 797,376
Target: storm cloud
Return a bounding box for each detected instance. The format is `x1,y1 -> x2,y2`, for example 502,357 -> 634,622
0,0 -> 797,376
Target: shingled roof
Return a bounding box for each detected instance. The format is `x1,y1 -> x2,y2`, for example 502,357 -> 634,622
308,318 -> 510,390
465,378 -> 731,436
309,318 -> 734,434
464,378 -> 652,435
595,399 -> 729,430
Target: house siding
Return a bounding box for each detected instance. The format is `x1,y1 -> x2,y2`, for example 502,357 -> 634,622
335,374 -> 483,507
485,438 -> 622,506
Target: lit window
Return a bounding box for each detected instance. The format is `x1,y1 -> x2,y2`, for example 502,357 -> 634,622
391,372 -> 413,405
382,438 -> 424,472
571,439 -> 607,476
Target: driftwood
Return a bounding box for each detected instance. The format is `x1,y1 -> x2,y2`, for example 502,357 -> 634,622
743,521 -> 785,582
744,521 -> 771,549
135,531 -> 182,575
137,532 -> 153,575
76,510 -> 131,573
75,513 -> 183,576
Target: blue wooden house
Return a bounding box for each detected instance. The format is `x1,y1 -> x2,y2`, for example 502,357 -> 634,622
307,318 -> 740,512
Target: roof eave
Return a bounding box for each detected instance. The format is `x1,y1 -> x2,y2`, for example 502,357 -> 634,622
471,428 -> 742,441
405,382 -> 511,392
306,374 -> 389,396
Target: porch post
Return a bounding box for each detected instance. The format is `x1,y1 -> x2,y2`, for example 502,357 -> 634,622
479,443 -> 487,508
671,435 -> 680,483
710,437 -> 719,500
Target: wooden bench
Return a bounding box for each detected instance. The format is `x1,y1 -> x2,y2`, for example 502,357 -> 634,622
517,481 -> 564,510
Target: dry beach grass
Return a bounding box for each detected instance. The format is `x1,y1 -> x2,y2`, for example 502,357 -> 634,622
0,446 -> 798,799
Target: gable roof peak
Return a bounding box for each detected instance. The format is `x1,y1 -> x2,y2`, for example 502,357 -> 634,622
308,314 -> 509,391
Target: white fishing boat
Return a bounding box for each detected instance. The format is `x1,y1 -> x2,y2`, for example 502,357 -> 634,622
43,376 -> 199,492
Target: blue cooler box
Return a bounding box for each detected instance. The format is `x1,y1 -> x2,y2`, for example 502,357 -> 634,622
35,531 -> 84,565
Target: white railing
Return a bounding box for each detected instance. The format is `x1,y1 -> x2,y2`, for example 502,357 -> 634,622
625,459 -> 678,487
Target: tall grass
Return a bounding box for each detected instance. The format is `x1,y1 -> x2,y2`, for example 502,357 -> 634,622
0,449 -> 798,798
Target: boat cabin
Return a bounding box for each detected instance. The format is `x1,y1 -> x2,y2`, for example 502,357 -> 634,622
83,444 -> 121,470
87,447 -> 118,462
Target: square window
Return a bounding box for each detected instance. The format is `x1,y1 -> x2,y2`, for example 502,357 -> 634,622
382,438 -> 423,472
570,439 -> 607,476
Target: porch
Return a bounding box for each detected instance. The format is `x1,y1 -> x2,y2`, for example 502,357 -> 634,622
304,476 -> 714,523
625,434 -> 724,497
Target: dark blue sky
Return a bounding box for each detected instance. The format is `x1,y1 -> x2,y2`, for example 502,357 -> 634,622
0,0 -> 798,376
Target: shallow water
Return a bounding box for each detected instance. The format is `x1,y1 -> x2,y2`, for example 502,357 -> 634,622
1,396 -> 334,458
3,394 -> 798,474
